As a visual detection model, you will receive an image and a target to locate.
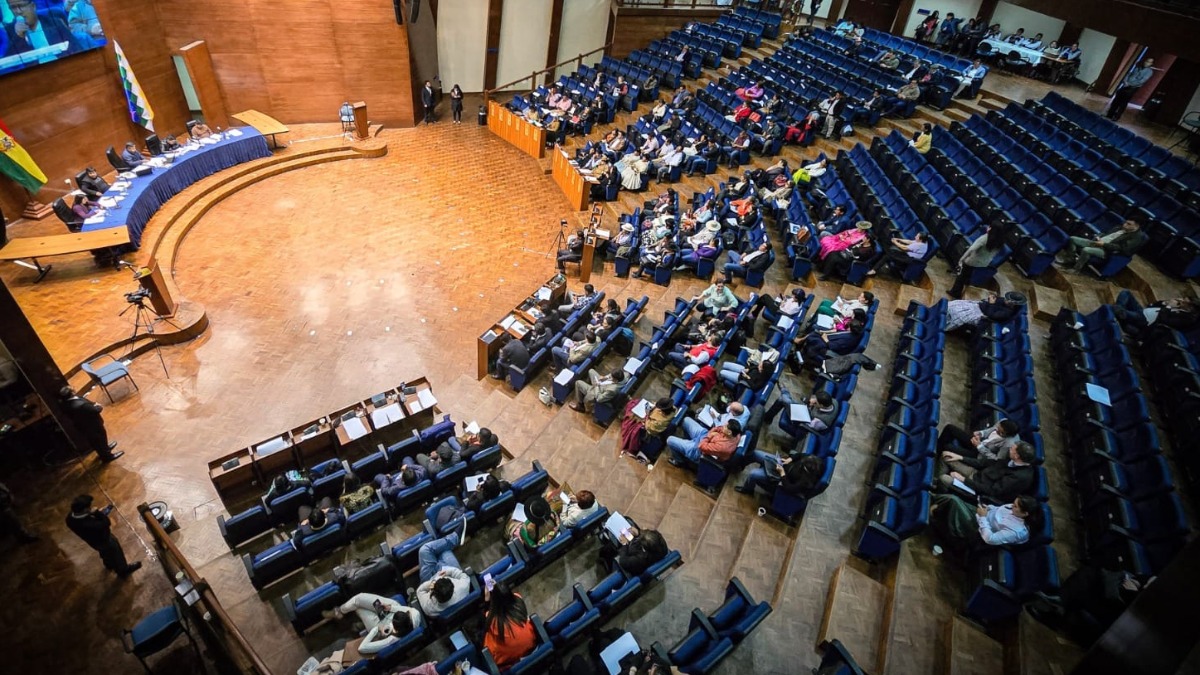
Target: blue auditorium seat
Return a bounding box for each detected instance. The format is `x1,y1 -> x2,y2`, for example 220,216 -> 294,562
853,490 -> 930,561
544,584 -> 601,649
964,545 -> 1060,622
707,577 -> 772,642
663,610 -> 734,675
282,580 -> 345,634
218,505 -> 272,548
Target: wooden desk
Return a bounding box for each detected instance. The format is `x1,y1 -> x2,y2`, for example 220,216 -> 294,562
290,419 -> 337,466
579,229 -> 610,284
0,228 -> 131,282
207,448 -> 256,502
331,404 -> 373,451
476,275 -> 568,379
231,109 -> 290,148
550,145 -> 593,212
487,100 -> 546,159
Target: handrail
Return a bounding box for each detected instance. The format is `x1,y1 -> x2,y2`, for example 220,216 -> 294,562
484,41 -> 613,102
138,503 -> 274,675
616,0 -> 733,7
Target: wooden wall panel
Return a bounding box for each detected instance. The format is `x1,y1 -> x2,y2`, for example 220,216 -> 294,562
610,9 -> 724,58
0,0 -> 189,218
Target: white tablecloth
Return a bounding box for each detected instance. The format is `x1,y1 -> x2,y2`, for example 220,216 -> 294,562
980,38 -> 1044,66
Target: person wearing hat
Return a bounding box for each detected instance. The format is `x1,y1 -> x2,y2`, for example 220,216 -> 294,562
57,386 -> 122,462
508,496 -> 560,551
816,224 -> 874,281
65,494 -> 141,577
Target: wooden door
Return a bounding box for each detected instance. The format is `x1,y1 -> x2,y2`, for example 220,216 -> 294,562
843,0 -> 904,32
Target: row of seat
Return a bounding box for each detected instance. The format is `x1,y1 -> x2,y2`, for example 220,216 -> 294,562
777,37 -> 907,114
572,65 -> 643,113
715,12 -> 766,46
731,5 -> 782,39
548,73 -> 621,125
664,30 -> 724,69
551,296 -> 648,405
854,301 -> 946,561
646,578 -> 772,674
507,290 -> 607,391
684,22 -> 745,58
810,27 -> 949,93
626,49 -> 685,90
859,26 -> 975,76
1050,306 -> 1191,576
1139,326 -> 1200,503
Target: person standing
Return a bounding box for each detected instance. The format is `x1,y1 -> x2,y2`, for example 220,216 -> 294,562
949,221 -> 1008,299
65,495 -> 141,577
58,387 -> 122,461
0,482 -> 37,543
1105,58 -> 1154,121
421,81 -> 436,124
449,84 -> 464,124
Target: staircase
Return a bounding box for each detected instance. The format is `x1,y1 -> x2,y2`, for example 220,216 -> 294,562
946,616 -> 1005,675
817,559 -> 893,674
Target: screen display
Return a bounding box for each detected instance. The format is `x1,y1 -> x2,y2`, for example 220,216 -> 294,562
1,0 -> 107,77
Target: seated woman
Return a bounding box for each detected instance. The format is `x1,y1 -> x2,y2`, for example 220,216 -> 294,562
190,122 -> 214,139
930,494 -> 1039,556
483,583 -> 538,669
71,194 -> 99,221
737,452 -> 824,496
338,472 -> 376,514
620,397 -> 676,465
557,489 -> 600,529
507,496 -> 560,551
718,342 -> 778,392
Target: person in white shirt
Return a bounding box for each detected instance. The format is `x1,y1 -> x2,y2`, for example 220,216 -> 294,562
323,592 -> 423,655
559,490 -> 600,529
954,59 -> 989,98
1020,33 -> 1044,50
931,495 -> 1037,554
651,143 -> 683,180
867,232 -> 929,276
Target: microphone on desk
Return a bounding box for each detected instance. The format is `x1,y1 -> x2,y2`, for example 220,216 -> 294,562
116,261 -> 136,270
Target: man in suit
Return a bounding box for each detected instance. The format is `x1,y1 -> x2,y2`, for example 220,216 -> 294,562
723,241 -> 772,283
1056,219 -> 1147,272
58,386 -> 122,461
492,334 -> 530,380
4,0 -> 82,57
65,494 -> 141,577
78,166 -> 109,200
120,141 -> 145,167
939,440 -> 1036,504
421,81 -> 436,124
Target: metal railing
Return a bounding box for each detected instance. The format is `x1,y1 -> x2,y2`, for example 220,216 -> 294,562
484,41 -> 613,102
617,0 -> 736,7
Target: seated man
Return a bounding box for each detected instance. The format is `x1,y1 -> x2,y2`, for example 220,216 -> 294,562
337,473 -> 377,515
718,342 -> 778,391
954,59 -> 989,99
551,330 -> 599,370
867,232 -> 929,276
444,425 -> 499,464
296,499 -> 345,539
322,592 -> 422,655
945,292 -> 1024,333
599,526 -> 669,575
667,419 -> 742,467
874,50 -> 901,70
736,452 -> 824,496
1055,219 -> 1147,273
190,122 -> 214,139
412,525 -> 471,618
938,441 -> 1037,505
374,461 -> 428,501
938,418 -> 1020,461
882,80 -> 921,118
556,229 -> 585,271
415,446 -> 452,478
723,241 -> 772,284
764,389 -> 838,440
797,320 -> 863,371
931,494 -> 1038,553
120,142 -> 145,167
77,167 -> 110,200
750,287 -> 806,323
570,368 -> 626,413
1110,290 -> 1198,342
492,334 -> 530,380
557,283 -> 597,315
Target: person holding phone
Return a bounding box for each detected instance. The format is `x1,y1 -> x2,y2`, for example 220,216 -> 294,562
322,592 -> 422,655
65,494 -> 141,577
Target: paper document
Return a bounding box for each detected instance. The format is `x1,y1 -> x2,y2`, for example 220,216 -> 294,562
511,503 -> 528,523
535,287 -> 552,301
465,420 -> 481,435
600,632 -> 641,675
465,474 -> 489,493
449,630 -> 470,650
624,357 -> 643,375
595,228 -> 611,239
84,215 -> 106,225
697,404 -> 718,427
370,402 -> 405,428
554,369 -> 574,385
416,388 -> 437,410
499,314 -> 517,330
98,197 -> 117,208
789,404 -> 812,424
816,314 -> 835,330
605,511 -> 634,540
255,436 -> 289,456
952,478 -> 976,495
632,399 -> 651,419
342,416 -> 369,440
776,315 -> 794,330
832,297 -> 846,313
1085,383 -> 1111,407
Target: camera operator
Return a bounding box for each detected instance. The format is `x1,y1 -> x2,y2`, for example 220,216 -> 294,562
58,386 -> 122,462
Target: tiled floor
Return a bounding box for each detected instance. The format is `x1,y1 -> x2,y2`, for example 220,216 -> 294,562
0,26 -> 1195,675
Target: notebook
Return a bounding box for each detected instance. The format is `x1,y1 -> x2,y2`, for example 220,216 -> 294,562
604,511 -> 634,540
465,474 -> 489,493
370,402 -> 405,427
789,404 -> 812,424
342,417 -> 369,440
631,399 -> 651,419
600,632 -> 641,675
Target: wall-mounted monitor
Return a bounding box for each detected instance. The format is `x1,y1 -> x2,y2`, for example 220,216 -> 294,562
0,0 -> 108,77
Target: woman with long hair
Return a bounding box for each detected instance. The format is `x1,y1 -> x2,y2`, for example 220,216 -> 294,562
449,84 -> 464,124
482,582 -> 537,667
949,219 -> 1010,299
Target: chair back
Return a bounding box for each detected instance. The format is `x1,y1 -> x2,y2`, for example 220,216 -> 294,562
107,146 -> 130,170
52,198 -> 81,230
145,134 -> 164,156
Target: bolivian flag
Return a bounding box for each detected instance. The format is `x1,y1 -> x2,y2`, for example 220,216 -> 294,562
0,119 -> 47,194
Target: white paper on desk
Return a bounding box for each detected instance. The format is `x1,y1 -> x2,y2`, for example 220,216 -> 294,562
499,314 -> 517,330
200,137 -> 218,145
952,478 -> 976,495
370,402 -> 405,427
465,474 -> 489,493
417,389 -> 437,410
98,197 -> 117,208
632,399 -> 651,419
554,368 -> 574,385
776,315 -> 794,330
604,511 -> 634,540
342,416 -> 369,440
255,435 -> 289,455
227,129 -> 243,137
465,420 -> 481,435
697,404 -> 718,427
536,286 -> 552,301
624,357 -> 643,375
790,404 -> 812,424
595,228 -> 611,239
118,172 -> 136,180
1085,383 -> 1111,406
600,632 -> 641,675
84,215 -> 106,225
511,503 -> 528,523
816,314 -> 835,330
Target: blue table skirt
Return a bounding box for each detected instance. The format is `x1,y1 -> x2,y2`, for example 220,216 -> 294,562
83,128 -> 273,248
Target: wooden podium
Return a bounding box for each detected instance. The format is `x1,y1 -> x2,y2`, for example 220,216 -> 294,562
134,260 -> 177,317
352,102 -> 369,140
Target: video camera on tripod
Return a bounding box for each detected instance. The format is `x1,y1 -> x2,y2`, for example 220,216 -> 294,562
124,288 -> 152,304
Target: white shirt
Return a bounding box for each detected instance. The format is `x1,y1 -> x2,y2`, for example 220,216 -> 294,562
977,505 -> 1030,545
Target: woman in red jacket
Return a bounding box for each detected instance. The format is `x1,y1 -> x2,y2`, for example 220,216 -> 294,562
482,582 -> 538,668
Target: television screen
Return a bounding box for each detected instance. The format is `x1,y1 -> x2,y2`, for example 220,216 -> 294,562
0,0 -> 107,77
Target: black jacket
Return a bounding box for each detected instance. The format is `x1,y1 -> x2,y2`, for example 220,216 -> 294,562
79,174 -> 110,200
961,457 -> 1034,503
617,534 -> 669,576
66,510 -> 113,549
498,339 -> 530,369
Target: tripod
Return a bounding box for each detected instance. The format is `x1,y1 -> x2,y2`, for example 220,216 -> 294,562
520,218 -> 570,261
119,296 -> 178,377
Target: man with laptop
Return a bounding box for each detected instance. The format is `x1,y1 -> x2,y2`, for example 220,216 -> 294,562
763,389 -> 839,440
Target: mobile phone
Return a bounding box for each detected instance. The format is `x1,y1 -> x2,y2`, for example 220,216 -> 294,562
483,573 -> 495,592
373,599 -> 386,616
101,504 -> 114,516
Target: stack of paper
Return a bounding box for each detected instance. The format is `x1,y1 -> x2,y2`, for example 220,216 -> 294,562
370,402 -> 405,427
777,315 -> 794,330
815,314 -> 835,329
535,287 -> 552,301
624,357 -> 643,374
789,404 -> 812,423
511,503 -> 528,523
465,421 -> 481,434
554,369 -> 574,385
342,416 -> 369,440
599,633 -> 641,675
416,388 -> 437,410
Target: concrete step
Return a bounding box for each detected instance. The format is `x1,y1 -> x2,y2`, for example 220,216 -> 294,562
945,616 -> 1004,675
819,559 -> 888,675
978,97 -> 1008,112
1016,610 -> 1083,675
725,512 -> 793,606
1029,282 -> 1070,321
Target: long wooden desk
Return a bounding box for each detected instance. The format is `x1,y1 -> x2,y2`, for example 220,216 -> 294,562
487,100 -> 546,159
550,145 -> 594,211
207,377 -> 438,503
0,228 -> 132,282
477,275 -> 568,379
232,109 -> 290,148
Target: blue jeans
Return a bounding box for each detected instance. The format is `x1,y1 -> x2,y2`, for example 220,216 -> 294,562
418,533 -> 461,583
684,154 -> 709,174
723,251 -> 746,282
552,346 -> 570,369
668,417 -> 708,465
719,363 -> 746,388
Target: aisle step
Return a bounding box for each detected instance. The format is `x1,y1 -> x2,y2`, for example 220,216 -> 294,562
945,616 -> 1003,675
652,483 -> 718,562
725,514 -> 792,606
818,559 -> 888,674
1016,610 -> 1083,675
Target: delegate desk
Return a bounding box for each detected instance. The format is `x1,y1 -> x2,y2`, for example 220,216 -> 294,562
81,129 -> 272,248
476,275 -> 567,379
980,38 -> 1045,66
487,100 -> 547,159
0,228 -> 131,282
207,377 -> 438,503
550,145 -> 595,212
232,110 -> 291,148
